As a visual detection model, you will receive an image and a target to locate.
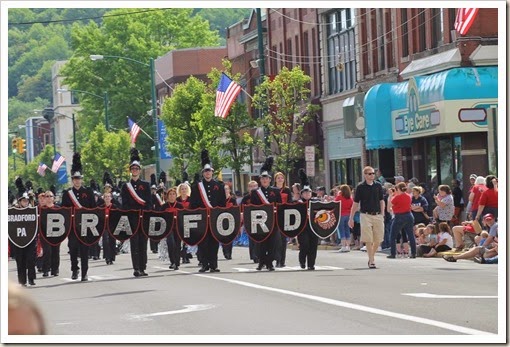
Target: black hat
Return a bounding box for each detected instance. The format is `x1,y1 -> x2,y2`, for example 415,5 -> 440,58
129,148 -> 141,169
71,153 -> 83,179
15,177 -> 29,201
150,173 -> 157,189
182,171 -> 189,184
260,156 -> 274,178
298,168 -> 312,193
103,171 -> 113,189
201,149 -> 213,172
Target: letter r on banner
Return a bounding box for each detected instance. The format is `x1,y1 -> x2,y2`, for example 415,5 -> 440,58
251,210 -> 269,234
81,213 -> 100,236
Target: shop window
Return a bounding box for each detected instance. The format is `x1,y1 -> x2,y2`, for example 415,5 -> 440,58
401,9 -> 409,57
330,157 -> 361,188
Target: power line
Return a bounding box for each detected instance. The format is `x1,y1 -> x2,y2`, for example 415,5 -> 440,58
8,8 -> 170,26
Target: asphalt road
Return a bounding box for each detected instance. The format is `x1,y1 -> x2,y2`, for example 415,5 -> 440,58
6,242 -> 502,344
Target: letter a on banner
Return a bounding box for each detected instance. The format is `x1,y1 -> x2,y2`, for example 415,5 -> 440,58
108,208 -> 141,241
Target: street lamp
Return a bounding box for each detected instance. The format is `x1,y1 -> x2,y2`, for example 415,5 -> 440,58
90,54 -> 160,175
57,88 -> 109,131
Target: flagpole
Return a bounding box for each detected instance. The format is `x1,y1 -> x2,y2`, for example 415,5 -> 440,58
240,88 -> 253,101
139,127 -> 154,141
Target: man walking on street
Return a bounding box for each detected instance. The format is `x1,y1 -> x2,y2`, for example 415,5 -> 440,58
349,166 -> 385,269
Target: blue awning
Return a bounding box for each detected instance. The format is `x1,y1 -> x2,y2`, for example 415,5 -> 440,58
364,66 -> 498,149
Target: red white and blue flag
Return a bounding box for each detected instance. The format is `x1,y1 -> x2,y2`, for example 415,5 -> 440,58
215,73 -> 242,119
128,118 -> 141,144
51,153 -> 65,173
454,8 -> 479,36
37,163 -> 48,176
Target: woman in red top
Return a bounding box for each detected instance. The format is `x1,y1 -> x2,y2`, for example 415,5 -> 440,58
387,182 -> 416,259
274,172 -> 293,267
468,176 -> 487,221
335,184 -> 354,252
161,187 -> 183,270
475,175 -> 498,221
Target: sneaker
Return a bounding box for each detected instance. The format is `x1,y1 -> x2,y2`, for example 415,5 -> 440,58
339,247 -> 346,253
377,246 -> 382,252
345,246 -> 350,252
360,245 -> 367,252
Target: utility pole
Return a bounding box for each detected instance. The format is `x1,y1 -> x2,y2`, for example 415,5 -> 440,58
256,8 -> 270,152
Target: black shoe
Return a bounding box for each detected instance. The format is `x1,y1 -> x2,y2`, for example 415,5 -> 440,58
474,256 -> 486,264
409,254 -> 416,259
93,256 -> 99,260
184,259 -> 190,264
210,268 -> 220,273
71,270 -> 80,280
300,263 -> 306,269
28,280 -> 36,286
140,270 -> 148,276
225,256 -> 232,260
43,272 -> 49,277
81,276 -> 88,282
133,270 -> 141,277
308,266 -> 315,270
37,268 -> 43,273
174,266 -> 179,271
198,266 -> 209,273
51,271 -> 59,277
268,266 -> 275,271
256,264 -> 263,271
387,255 -> 396,259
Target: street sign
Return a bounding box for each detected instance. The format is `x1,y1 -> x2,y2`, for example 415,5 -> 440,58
306,161 -> 315,177
305,146 -> 315,162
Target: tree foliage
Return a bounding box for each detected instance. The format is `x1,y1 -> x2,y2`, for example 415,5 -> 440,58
252,66 -> 320,180
79,123 -> 132,184
60,8 -> 221,165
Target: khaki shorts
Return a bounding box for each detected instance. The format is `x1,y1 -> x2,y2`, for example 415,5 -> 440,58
360,213 -> 384,244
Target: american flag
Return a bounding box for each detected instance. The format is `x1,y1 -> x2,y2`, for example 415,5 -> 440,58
128,118 -> 141,144
37,162 -> 48,176
215,73 -> 242,119
454,8 -> 479,36
51,153 -> 65,173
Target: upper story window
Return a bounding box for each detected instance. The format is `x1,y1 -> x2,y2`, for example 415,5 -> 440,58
326,9 -> 356,95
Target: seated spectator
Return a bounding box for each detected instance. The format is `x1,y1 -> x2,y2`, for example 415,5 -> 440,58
475,230 -> 489,247
417,224 -> 437,257
443,214 -> 498,263
8,281 -> 46,334
422,222 -> 453,257
451,220 -> 479,251
416,227 -> 427,245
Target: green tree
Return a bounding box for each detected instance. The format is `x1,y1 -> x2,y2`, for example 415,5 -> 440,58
60,8 -> 220,166
252,66 -> 320,181
79,123 -> 132,184
8,97 -> 49,132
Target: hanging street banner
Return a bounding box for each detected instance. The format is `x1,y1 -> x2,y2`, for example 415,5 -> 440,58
8,206 -> 38,248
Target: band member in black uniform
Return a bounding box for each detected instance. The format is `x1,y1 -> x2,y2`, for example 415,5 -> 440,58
99,190 -> 119,265
297,169 -> 319,270
89,180 -> 102,260
13,178 -> 37,286
149,173 -> 164,253
221,184 -> 237,260
61,153 -> 97,281
273,171 -> 293,268
161,187 -> 183,270
40,187 -> 61,277
177,173 -> 192,264
120,148 -> 153,277
242,180 -> 260,263
190,149 -> 227,273
250,157 -> 282,271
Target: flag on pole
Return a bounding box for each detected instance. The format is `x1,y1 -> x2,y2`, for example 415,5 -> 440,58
128,118 -> 141,144
51,153 -> 65,173
454,8 -> 479,36
215,73 -> 242,119
37,163 -> 48,176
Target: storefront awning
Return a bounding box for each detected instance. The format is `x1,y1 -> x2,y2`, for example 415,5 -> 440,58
364,67 -> 498,148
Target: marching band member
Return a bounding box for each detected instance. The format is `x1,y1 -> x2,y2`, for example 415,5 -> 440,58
98,190 -> 119,265
13,177 -> 37,286
297,169 -> 319,270
40,187 -> 61,277
177,173 -> 193,263
273,172 -> 292,268
242,180 -> 260,263
120,148 -> 152,277
250,157 -> 282,271
149,173 -> 164,254
61,153 -> 96,282
190,149 -> 227,273
161,187 -> 183,270
221,184 -> 237,260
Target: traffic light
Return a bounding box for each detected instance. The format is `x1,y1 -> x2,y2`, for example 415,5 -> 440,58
11,137 -> 18,152
17,138 -> 26,154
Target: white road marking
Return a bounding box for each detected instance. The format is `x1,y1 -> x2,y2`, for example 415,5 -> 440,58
60,274 -> 118,282
185,271 -> 494,335
403,293 -> 497,299
55,322 -> 75,325
125,304 -> 216,321
231,265 -> 343,272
